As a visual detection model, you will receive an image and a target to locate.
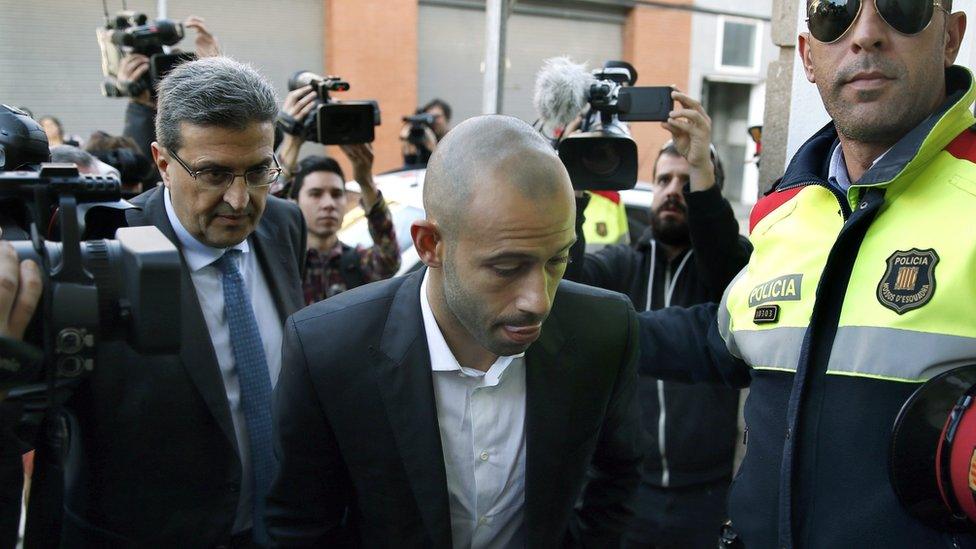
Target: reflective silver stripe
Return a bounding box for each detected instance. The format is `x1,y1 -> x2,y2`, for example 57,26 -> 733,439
657,380 -> 669,487
718,267 -> 748,359
827,326 -> 976,381
732,327 -> 807,371
732,325 -> 976,380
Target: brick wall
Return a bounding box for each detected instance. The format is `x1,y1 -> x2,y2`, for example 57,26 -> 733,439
323,0 -> 418,176
623,2 -> 693,183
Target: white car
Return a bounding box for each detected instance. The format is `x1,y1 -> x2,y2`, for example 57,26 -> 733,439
338,169 -> 655,275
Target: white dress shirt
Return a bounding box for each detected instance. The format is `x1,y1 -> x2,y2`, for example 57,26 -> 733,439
164,188 -> 283,533
420,272 -> 527,549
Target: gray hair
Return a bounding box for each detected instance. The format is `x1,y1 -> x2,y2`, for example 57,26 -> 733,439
50,145 -> 94,168
155,57 -> 279,152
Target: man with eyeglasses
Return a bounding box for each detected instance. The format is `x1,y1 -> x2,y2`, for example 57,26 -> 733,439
566,91 -> 750,549
59,56 -> 306,547
638,1 -> 973,547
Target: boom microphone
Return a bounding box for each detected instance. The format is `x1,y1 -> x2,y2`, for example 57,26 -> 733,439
532,56 -> 595,135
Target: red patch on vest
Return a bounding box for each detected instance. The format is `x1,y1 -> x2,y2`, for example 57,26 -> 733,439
749,186 -> 805,234
945,128 -> 976,164
591,191 -> 621,204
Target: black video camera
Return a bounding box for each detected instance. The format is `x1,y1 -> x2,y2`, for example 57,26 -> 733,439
0,106 -> 181,397
402,113 -> 436,147
560,64 -> 674,191
96,11 -> 196,98
537,59 -> 674,191
277,71 -> 380,145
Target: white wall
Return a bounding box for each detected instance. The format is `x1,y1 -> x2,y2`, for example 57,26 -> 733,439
785,0 -> 975,161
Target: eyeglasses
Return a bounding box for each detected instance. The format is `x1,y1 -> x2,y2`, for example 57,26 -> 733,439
806,0 -> 948,44
168,149 -> 282,191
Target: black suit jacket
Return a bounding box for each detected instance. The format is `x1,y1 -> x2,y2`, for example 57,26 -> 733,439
60,186 -> 306,547
267,270 -> 643,548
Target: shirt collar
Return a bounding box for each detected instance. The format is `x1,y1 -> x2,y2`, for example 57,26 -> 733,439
827,142 -> 891,193
164,186 -> 249,272
419,271 -> 523,381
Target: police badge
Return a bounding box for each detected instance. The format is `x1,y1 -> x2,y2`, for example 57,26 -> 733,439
877,249 -> 939,314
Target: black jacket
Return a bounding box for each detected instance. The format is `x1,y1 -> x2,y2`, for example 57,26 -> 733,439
267,270 -> 643,548
59,186 -> 306,547
566,186 -> 750,488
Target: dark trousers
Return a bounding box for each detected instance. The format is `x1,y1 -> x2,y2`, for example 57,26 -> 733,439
623,477 -> 731,549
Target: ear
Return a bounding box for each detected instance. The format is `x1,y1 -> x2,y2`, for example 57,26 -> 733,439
943,12 -> 967,67
411,219 -> 444,269
151,142 -> 171,188
798,32 -> 817,84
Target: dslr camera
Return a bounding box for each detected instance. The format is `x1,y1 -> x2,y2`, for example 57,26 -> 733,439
535,59 -> 675,190
0,105 -> 180,399
96,11 -> 196,98
402,113 -> 436,147
277,71 -> 380,145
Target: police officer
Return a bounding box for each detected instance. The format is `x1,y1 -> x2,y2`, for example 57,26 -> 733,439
638,0 -> 974,546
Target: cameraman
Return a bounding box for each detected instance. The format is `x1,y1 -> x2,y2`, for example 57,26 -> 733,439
118,15 -> 221,163
0,241 -> 42,548
565,91 -> 751,549
399,98 -> 451,167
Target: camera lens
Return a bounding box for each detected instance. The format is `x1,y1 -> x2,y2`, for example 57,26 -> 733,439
581,142 -> 621,177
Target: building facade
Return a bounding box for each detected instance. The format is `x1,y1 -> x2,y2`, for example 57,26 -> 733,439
2,0 -> 776,204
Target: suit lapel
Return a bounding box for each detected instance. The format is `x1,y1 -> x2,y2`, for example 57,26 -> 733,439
127,187 -> 239,452
524,311 -> 574,543
372,270 -> 452,547
251,220 -> 303,320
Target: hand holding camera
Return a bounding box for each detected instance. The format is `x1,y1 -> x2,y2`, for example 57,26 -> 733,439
116,54 -> 154,108
663,90 -> 715,192
276,71 -> 379,146
277,85 -> 319,175
399,115 -> 438,159
0,241 -> 41,342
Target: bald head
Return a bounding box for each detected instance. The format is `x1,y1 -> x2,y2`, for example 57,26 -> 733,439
423,115 -> 573,236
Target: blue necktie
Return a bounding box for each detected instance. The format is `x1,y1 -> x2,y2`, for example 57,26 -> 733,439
215,250 -> 275,544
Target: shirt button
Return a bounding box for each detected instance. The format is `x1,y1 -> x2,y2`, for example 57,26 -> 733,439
785,428 -> 792,440
859,201 -> 868,210
480,451 -> 489,461
479,517 -> 488,526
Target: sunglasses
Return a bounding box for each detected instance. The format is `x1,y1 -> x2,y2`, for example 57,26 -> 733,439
806,0 -> 948,43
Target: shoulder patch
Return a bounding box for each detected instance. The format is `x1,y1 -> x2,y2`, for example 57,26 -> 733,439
749,186 -> 805,234
946,128 -> 976,164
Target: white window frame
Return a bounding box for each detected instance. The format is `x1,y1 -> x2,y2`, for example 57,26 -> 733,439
715,15 -> 764,74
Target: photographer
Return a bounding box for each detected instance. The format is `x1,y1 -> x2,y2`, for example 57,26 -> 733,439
288,144 -> 401,303
565,91 -> 751,548
399,98 -> 451,167
0,241 -> 42,548
118,15 -> 221,162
